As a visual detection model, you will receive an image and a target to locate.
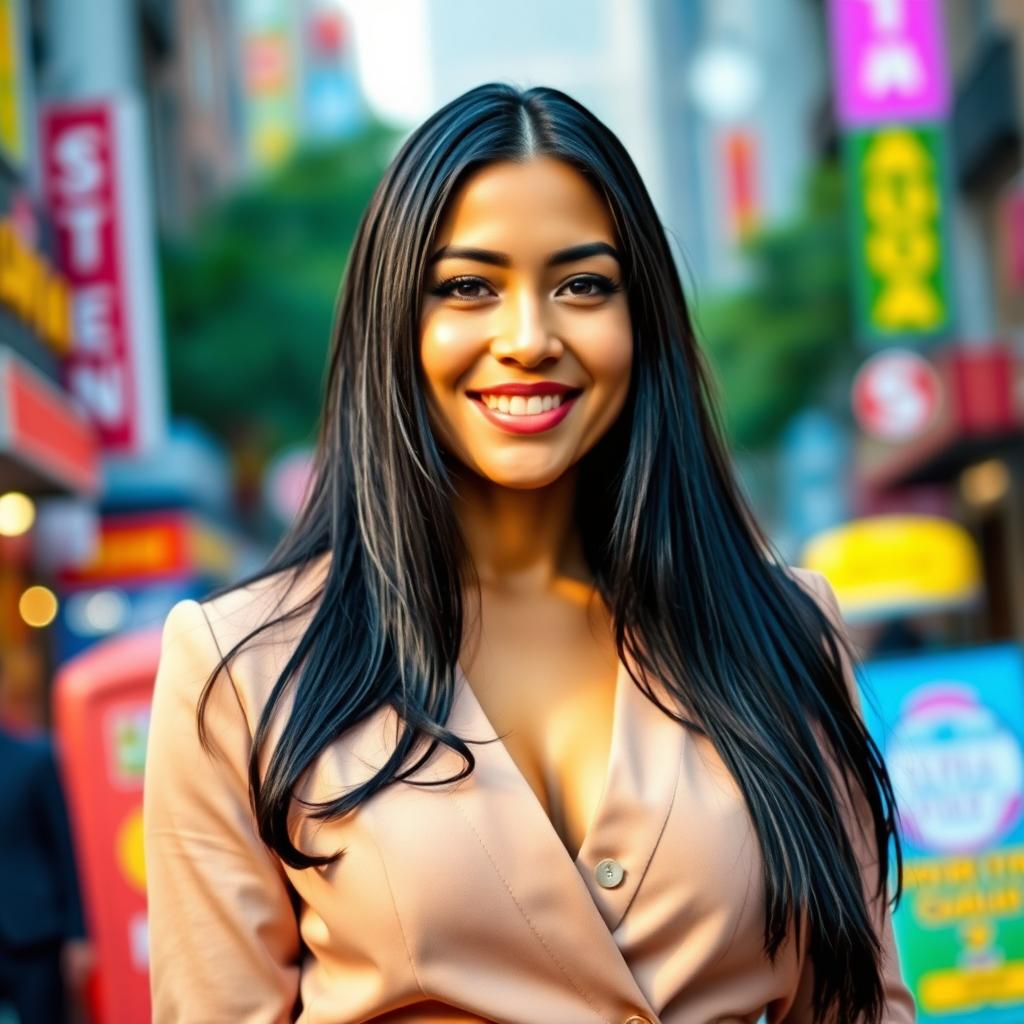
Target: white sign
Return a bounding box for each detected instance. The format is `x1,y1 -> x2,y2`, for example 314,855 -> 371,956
852,347 -> 941,441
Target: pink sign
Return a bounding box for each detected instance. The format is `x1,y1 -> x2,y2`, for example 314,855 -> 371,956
828,0 -> 949,126
40,97 -> 166,456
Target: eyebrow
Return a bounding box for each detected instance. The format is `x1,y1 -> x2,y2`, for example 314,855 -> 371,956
427,240 -> 621,268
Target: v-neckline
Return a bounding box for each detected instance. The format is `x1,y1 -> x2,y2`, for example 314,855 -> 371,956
453,655 -> 627,868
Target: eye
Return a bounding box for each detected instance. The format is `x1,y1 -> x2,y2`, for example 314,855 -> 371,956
556,274 -> 621,299
429,275 -> 495,301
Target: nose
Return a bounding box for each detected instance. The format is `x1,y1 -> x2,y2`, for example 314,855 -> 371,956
489,288 -> 563,368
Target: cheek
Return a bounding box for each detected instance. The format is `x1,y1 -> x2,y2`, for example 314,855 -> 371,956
584,309 -> 633,400
418,317 -> 482,455
419,314 -> 480,398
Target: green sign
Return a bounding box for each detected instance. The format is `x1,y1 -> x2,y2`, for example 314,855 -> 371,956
844,123 -> 955,345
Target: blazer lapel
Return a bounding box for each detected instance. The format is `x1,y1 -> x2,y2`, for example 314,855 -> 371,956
574,658 -> 687,933
414,655 -> 685,1022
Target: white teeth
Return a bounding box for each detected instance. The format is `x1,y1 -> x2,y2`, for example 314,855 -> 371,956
481,392 -> 568,415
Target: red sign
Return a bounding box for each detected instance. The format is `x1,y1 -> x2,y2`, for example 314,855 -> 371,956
852,348 -> 942,441
0,348 -> 99,493
308,10 -> 346,57
723,129 -> 759,241
40,98 -> 165,456
56,509 -> 235,588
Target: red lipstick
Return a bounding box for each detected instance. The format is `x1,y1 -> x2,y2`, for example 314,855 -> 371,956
470,381 -> 578,397
465,382 -> 583,436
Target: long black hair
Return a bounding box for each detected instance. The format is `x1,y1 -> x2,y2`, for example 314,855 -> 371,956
198,82 -> 901,1023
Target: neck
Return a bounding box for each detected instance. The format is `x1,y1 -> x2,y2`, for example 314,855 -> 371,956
451,463 -> 590,597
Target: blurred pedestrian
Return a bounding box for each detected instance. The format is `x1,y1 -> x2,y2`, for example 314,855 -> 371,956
0,656 -> 93,1023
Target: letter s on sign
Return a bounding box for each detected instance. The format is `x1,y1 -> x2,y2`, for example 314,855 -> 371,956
53,125 -> 105,196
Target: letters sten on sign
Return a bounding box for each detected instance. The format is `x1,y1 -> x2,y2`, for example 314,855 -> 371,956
48,116 -> 130,432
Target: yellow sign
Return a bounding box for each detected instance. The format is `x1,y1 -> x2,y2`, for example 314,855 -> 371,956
0,0 -> 25,164
0,217 -> 72,354
920,962 -> 1024,1012
800,514 -> 981,618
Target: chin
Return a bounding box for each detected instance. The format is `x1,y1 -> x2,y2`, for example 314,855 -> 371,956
474,458 -> 572,490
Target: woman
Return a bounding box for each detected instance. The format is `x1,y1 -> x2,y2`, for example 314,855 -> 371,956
143,83 -> 915,1023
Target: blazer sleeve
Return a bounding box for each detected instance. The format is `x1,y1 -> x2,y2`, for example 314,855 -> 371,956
143,598 -> 302,1024
776,570 -> 916,1023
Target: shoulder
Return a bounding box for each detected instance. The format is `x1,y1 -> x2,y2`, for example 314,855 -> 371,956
779,564 -> 842,620
779,565 -> 863,714
159,553 -> 330,676
197,551 -> 330,658
154,554 -> 330,739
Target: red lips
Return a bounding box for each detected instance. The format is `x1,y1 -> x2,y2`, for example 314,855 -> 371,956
466,386 -> 582,435
467,381 -> 582,398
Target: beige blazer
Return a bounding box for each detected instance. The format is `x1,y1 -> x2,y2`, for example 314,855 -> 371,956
142,563 -> 915,1023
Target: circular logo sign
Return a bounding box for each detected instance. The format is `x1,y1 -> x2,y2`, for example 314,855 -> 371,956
886,683 -> 1024,853
851,348 -> 942,442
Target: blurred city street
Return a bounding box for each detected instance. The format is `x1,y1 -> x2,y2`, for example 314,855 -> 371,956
1,0 -> 1024,1021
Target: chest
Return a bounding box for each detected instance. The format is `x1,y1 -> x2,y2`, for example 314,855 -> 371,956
458,596 -> 620,864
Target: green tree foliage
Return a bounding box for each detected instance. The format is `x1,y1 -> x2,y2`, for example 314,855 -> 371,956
695,161 -> 854,453
160,121 -> 402,452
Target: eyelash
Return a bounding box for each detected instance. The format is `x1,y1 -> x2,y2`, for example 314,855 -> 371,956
429,273 -> 622,302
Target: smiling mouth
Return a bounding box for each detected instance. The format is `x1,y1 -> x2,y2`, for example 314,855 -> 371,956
466,388 -> 583,416
464,387 -> 584,436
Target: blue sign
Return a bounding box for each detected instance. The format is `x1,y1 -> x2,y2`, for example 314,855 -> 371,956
858,644 -> 1024,1022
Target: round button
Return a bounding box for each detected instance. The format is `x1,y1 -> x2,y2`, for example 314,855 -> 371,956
624,1017 -> 652,1024
595,857 -> 625,888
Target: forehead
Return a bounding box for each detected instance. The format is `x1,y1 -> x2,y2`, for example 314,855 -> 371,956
432,156 -> 617,249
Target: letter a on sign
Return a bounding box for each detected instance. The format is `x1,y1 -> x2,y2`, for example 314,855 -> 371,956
827,0 -> 950,127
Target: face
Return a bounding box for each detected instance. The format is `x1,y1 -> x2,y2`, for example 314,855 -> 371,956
419,156 -> 633,489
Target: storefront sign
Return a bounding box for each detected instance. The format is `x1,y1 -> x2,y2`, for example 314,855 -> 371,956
57,510 -> 234,589
800,514 -> 981,619
0,0 -> 28,164
844,123 -> 955,343
0,215 -> 73,353
828,0 -> 950,127
0,347 -> 99,495
859,645 -> 1024,1022
852,348 -> 942,441
40,96 -> 166,456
